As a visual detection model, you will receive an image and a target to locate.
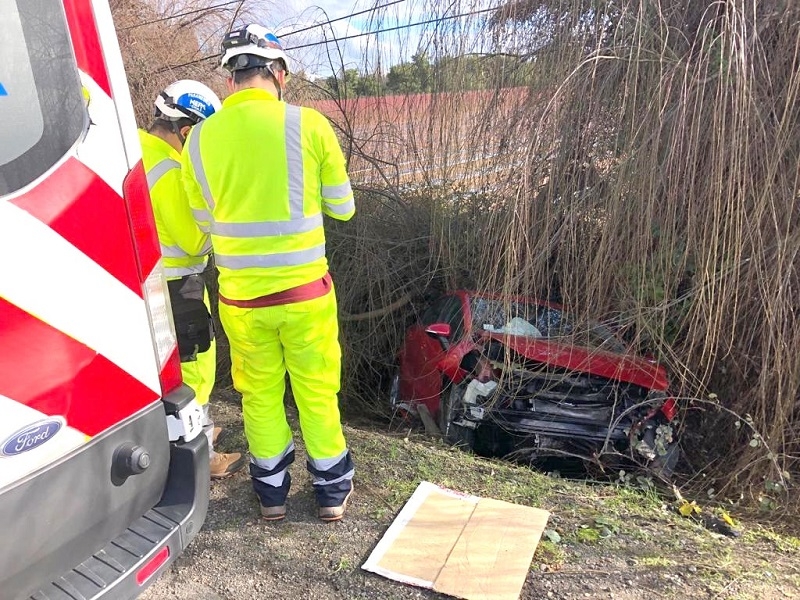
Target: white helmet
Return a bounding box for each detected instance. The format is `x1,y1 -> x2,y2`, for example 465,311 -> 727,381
154,80 -> 222,123
220,24 -> 289,74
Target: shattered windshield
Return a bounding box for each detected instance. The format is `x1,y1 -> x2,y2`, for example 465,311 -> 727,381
469,296 -> 626,353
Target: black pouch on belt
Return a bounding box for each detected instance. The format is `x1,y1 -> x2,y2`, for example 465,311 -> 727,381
167,274 -> 214,362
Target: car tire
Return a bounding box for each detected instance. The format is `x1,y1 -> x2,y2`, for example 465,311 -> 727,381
439,382 -> 476,451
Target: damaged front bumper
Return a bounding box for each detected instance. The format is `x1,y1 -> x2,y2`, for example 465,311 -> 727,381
450,373 -> 677,465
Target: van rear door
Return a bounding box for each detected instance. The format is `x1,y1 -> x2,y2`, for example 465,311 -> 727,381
0,1 -> 207,598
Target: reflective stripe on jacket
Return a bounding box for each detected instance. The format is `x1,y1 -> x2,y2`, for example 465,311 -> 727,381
138,129 -> 210,280
181,88 -> 354,301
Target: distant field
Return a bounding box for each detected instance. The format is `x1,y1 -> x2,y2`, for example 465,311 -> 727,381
304,88 -> 535,189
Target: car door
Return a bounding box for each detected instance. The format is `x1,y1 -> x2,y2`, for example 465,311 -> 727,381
399,295 -> 464,414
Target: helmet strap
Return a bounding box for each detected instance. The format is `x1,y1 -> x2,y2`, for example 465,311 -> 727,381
171,120 -> 187,147
230,60 -> 284,100
263,63 -> 284,101
159,91 -> 201,122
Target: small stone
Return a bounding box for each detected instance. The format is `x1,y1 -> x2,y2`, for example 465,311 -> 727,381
688,565 -> 698,574
625,580 -> 634,587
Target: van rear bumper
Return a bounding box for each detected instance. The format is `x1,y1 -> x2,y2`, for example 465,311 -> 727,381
24,433 -> 209,600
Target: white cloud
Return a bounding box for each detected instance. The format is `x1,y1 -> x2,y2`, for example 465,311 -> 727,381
274,0 -> 431,77
269,0 -> 499,78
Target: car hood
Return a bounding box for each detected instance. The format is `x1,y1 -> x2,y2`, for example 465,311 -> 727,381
486,333 -> 669,391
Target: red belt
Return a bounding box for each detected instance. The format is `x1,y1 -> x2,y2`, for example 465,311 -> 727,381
219,272 -> 332,308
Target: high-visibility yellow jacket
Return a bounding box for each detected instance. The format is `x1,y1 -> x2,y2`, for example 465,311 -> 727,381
181,88 -> 354,301
139,129 -> 211,280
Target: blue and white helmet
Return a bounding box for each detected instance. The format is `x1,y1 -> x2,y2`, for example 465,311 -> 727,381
154,80 -> 222,123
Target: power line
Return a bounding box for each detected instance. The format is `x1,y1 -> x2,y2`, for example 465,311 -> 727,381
145,0 -> 404,73
280,0 -> 406,38
156,5 -> 500,73
120,0 -> 242,31
154,1 -> 401,73
284,5 -> 500,51
124,0 -> 403,35
156,53 -> 219,74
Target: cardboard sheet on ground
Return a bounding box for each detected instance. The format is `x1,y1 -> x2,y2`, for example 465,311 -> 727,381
362,481 -> 550,600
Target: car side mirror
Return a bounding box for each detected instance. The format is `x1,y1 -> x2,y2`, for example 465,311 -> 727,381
425,323 -> 452,350
425,323 -> 451,338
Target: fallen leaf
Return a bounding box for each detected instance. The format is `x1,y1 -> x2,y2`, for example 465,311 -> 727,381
543,529 -> 561,544
678,501 -> 701,517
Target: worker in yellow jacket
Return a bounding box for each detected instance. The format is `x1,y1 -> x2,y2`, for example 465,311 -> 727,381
140,80 -> 245,479
182,26 -> 355,521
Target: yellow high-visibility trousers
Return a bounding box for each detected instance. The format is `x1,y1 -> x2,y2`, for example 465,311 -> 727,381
219,288 -> 353,507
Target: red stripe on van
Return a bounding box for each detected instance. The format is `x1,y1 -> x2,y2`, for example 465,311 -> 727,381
10,158 -> 142,297
0,299 -> 159,436
62,0 -> 111,96
123,161 -> 162,282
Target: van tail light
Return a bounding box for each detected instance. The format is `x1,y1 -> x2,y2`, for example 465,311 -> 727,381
142,263 -> 182,394
122,161 -> 161,280
123,162 -> 182,395
159,347 -> 184,395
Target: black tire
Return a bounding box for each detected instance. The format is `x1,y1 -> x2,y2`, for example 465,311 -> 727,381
439,382 -> 476,450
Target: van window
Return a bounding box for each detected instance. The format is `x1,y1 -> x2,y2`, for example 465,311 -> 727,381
0,0 -> 86,196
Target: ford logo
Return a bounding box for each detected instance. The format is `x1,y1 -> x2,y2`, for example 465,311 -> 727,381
0,418 -> 64,457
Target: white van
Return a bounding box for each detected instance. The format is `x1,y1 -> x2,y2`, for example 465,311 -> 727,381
1,1 -> 209,597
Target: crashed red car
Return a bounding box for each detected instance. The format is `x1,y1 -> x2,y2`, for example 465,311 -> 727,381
390,291 -> 680,475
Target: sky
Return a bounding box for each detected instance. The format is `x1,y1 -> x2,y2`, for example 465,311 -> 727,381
272,0 -> 493,78
275,0 -> 422,78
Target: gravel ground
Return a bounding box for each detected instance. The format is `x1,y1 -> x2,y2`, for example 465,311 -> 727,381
141,391 -> 800,600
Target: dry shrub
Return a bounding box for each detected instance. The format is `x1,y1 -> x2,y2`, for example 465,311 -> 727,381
497,0 -> 800,504
111,0 -> 270,125
327,186 -> 500,420
305,0 -> 800,506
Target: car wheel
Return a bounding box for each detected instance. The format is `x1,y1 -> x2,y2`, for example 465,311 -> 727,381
439,382 -> 476,450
